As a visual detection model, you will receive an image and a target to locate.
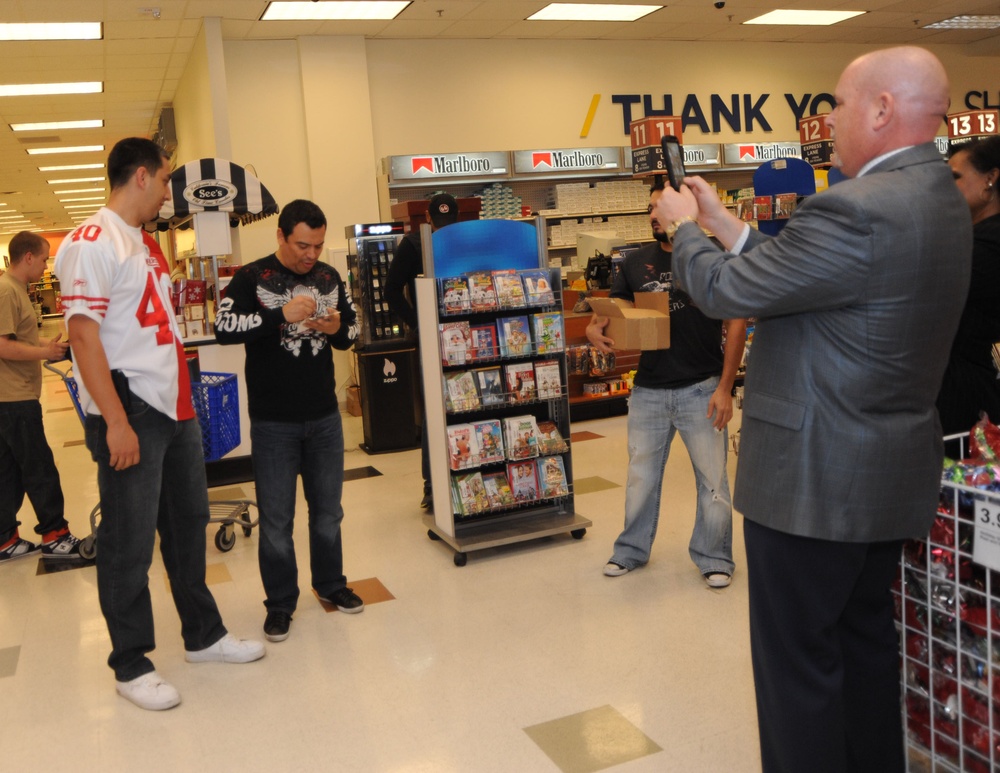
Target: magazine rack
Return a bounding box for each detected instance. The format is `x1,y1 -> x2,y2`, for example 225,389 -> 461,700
416,218 -> 591,565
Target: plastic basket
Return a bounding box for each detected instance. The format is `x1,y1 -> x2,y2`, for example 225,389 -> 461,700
191,372 -> 240,461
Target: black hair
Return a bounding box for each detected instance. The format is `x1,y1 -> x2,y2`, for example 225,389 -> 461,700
8,231 -> 48,264
278,199 -> 326,237
107,137 -> 170,190
950,135 -> 1000,175
649,179 -> 666,194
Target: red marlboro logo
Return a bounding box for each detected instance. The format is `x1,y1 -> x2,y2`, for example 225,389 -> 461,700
411,157 -> 434,174
738,145 -> 757,161
532,152 -> 553,169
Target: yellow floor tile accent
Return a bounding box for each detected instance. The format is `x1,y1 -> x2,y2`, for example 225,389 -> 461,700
572,476 -> 621,495
524,705 -> 662,773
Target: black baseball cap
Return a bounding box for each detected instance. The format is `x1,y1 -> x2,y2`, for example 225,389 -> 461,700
428,192 -> 458,227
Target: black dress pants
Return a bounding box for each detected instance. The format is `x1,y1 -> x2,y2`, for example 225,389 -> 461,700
743,518 -> 905,773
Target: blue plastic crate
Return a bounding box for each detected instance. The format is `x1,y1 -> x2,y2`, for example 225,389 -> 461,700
191,372 -> 240,461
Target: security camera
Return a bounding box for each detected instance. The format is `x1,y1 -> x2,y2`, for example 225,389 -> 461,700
714,1 -> 725,7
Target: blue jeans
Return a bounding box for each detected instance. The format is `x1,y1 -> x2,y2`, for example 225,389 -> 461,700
611,380 -> 735,576
0,400 -> 67,543
85,394 -> 226,682
251,411 -> 347,614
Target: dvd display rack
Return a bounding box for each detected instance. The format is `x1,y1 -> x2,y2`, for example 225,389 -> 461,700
415,218 -> 591,565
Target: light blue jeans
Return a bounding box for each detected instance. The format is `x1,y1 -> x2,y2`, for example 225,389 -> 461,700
610,380 -> 735,576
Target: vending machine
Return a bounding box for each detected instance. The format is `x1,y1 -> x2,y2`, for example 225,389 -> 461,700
344,222 -> 420,453
345,222 -> 407,350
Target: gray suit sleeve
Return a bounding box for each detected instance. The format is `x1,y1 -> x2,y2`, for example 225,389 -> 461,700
672,191 -> 872,320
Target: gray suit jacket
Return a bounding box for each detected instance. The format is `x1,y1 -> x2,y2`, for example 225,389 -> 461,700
673,143 -> 972,542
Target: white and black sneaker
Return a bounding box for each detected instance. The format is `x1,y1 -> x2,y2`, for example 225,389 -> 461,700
0,537 -> 40,563
603,561 -> 631,577
41,531 -> 82,561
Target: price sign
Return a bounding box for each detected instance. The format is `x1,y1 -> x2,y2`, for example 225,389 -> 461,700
798,114 -> 833,168
630,116 -> 682,177
973,496 -> 1000,571
630,116 -> 682,149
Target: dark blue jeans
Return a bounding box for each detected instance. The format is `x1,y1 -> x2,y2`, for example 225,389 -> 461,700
0,399 -> 67,543
251,411 -> 346,614
85,394 -> 226,681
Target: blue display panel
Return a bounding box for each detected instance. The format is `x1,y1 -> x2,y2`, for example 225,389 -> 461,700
431,219 -> 540,276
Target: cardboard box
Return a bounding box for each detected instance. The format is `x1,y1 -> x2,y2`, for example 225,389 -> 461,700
345,385 -> 362,417
588,293 -> 671,350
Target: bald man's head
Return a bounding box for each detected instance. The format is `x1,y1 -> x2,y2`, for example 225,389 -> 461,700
825,47 -> 949,178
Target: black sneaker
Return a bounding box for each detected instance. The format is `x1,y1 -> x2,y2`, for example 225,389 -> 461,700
319,587 -> 365,614
41,531 -> 82,561
0,537 -> 40,563
419,494 -> 433,512
263,610 -> 292,642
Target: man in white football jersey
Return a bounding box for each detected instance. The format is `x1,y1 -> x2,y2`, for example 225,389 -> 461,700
55,137 -> 265,712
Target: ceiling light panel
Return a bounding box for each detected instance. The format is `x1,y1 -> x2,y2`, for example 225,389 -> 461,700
26,146 -> 104,156
261,2 -> 411,21
38,164 -> 105,172
0,82 -> 102,97
924,15 -> 1000,30
11,119 -> 103,132
47,177 -> 106,184
0,23 -> 102,41
745,10 -> 865,26
528,4 -> 662,22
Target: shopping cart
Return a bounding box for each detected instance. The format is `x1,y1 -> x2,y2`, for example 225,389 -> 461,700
44,360 -> 258,557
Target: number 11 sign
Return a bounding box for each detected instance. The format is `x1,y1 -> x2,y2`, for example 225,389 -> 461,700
630,116 -> 682,178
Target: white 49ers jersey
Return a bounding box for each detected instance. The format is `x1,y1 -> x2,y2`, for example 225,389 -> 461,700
55,207 -> 194,421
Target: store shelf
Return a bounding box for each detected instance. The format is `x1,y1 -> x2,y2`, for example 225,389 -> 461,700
415,219 -> 591,565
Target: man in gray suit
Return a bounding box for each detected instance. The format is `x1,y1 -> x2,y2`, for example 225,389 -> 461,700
653,47 -> 972,773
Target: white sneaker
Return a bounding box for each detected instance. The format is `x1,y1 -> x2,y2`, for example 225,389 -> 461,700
116,671 -> 181,711
185,633 -> 266,664
704,572 -> 732,588
603,562 -> 631,577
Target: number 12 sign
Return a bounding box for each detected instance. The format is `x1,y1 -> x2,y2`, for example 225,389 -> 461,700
799,114 -> 833,168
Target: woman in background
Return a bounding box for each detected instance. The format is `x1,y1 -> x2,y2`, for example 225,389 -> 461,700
939,136 -> 1000,447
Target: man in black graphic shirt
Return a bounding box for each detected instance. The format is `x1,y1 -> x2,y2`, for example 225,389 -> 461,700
215,199 -> 362,643
588,182 -> 745,587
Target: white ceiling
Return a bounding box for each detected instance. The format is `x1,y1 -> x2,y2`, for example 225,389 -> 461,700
1,0 -> 999,232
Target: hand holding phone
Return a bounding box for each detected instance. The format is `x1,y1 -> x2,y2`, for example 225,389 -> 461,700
661,135 -> 686,191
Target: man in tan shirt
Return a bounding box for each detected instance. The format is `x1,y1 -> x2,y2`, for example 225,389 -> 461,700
0,231 -> 81,561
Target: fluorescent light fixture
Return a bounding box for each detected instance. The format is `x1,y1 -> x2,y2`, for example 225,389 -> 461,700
261,1 -> 411,21
64,204 -> 102,209
925,15 -> 1000,29
528,3 -> 661,22
58,196 -> 105,202
54,188 -> 105,195
48,177 -> 106,184
745,10 -> 864,25
0,214 -> 27,220
10,119 -> 103,131
0,82 -> 102,97
0,23 -> 102,41
26,145 -> 104,156
38,163 -> 104,172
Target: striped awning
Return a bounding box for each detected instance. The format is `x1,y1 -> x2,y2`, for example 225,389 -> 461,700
156,158 -> 278,227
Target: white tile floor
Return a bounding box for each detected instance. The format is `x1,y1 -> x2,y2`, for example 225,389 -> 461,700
4,330 -> 766,772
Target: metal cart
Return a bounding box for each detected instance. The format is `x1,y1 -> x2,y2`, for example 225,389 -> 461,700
44,360 -> 258,558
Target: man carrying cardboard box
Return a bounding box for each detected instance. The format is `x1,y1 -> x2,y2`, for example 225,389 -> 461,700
587,182 -> 746,588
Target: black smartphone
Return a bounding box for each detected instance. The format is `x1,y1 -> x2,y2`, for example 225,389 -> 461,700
661,135 -> 686,191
